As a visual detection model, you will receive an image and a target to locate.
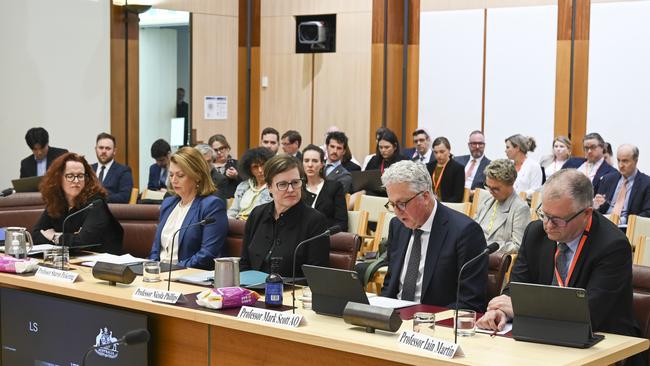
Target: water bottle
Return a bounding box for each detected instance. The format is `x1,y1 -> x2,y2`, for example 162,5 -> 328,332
265,257 -> 283,307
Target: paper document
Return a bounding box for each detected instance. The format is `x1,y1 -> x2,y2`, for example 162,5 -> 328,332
368,296 -> 418,309
240,270 -> 267,286
77,253 -> 148,267
0,244 -> 58,254
177,270 -> 213,286
476,323 -> 513,335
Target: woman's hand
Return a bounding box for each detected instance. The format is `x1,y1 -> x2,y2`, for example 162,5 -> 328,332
225,167 -> 238,179
40,229 -> 56,243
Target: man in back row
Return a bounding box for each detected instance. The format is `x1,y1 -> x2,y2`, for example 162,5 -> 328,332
91,133 -> 133,203
454,130 -> 490,191
20,127 -> 68,178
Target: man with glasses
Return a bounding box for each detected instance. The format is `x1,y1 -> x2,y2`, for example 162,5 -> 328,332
477,169 -> 641,343
380,160 -> 487,311
402,129 -> 434,163
454,130 -> 491,191
562,132 -> 615,191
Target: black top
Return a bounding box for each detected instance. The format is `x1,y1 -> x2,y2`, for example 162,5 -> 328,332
240,201 -> 329,277
426,158 -> 466,202
19,146 -> 68,178
342,160 -> 361,172
302,179 -> 348,231
31,195 -> 123,254
212,158 -> 241,199
365,154 -> 407,172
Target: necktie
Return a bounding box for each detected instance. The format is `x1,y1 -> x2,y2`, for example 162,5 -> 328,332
420,155 -> 425,162
160,168 -> 167,188
401,229 -> 423,301
612,178 -> 628,216
98,165 -> 105,182
465,159 -> 477,179
325,164 -> 334,176
551,243 -> 570,286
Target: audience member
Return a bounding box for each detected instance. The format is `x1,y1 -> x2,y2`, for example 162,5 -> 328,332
454,130 -> 491,191
361,127 -> 389,170
194,143 -> 223,196
341,144 -> 361,172
594,144 -> 650,224
91,133 -> 134,203
505,134 -> 542,199
474,159 -> 530,254
604,142 -> 614,166
380,160 -> 487,311
20,127 -> 68,178
365,129 -> 407,173
302,144 -> 348,231
324,131 -> 353,193
240,155 -> 329,277
260,127 -> 280,154
149,147 -> 227,270
562,132 -> 615,191
540,136 -> 571,179
476,169 -> 641,343
147,139 -> 171,191
281,130 -> 302,159
425,137 -> 465,202
228,147 -> 274,220
208,134 -> 240,199
176,87 -> 190,146
403,129 -> 434,163
32,153 -> 122,254
320,125 -> 339,160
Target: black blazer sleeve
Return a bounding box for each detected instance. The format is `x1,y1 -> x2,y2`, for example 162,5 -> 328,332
426,160 -> 466,202
315,180 -> 348,231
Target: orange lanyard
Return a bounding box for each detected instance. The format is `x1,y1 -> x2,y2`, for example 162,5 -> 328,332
432,162 -> 447,193
380,160 -> 385,174
554,215 -> 592,287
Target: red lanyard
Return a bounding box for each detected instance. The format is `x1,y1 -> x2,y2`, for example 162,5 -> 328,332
432,162 -> 447,193
380,160 -> 385,174
554,215 -> 592,287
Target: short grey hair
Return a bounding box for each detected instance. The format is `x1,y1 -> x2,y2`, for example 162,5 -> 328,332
194,144 -> 216,162
618,143 -> 639,161
542,169 -> 593,211
381,160 -> 433,194
484,159 -> 517,186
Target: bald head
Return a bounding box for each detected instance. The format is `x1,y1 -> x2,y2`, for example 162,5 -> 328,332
617,144 -> 639,178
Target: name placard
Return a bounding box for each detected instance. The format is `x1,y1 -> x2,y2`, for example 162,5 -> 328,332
237,306 -> 303,328
132,287 -> 183,304
35,267 -> 79,283
397,331 -> 464,359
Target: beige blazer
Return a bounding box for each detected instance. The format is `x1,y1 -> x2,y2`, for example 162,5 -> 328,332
474,191 -> 531,254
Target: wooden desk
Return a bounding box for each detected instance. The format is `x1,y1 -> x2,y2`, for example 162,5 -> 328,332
0,266 -> 647,366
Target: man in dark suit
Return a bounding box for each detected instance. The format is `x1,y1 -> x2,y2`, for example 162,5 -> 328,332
176,87 -> 190,146
562,132 -> 615,192
281,130 -> 302,160
402,129 -> 435,164
477,169 -> 641,341
454,130 -> 490,191
148,139 -> 171,191
91,133 -> 133,203
380,160 -> 488,311
594,144 -> 650,224
324,131 -> 353,193
19,127 -> 68,178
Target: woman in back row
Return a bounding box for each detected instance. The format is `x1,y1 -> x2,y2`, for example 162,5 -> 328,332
425,137 -> 465,202
505,134 -> 542,199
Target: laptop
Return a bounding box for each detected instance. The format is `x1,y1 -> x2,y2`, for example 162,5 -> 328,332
11,176 -> 43,193
350,170 -> 384,194
510,282 -> 604,348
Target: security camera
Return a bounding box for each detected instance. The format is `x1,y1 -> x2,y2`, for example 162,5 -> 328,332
298,21 -> 327,44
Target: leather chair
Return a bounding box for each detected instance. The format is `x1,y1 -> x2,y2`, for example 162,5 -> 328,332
0,208 -> 42,231
487,252 -> 512,301
108,204 -> 160,258
633,265 -> 650,340
329,232 -> 360,270
225,218 -> 245,257
0,192 -> 45,211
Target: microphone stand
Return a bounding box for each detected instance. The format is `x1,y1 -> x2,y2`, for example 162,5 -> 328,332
59,199 -> 102,270
167,218 -> 215,291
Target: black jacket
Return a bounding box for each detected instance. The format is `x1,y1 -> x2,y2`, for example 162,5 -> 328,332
20,146 -> 68,178
240,201 -> 329,277
302,180 -> 348,231
426,158 -> 466,202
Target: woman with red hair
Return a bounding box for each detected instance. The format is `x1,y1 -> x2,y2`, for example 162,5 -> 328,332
31,153 -> 123,254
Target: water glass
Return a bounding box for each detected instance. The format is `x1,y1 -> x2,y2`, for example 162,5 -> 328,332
142,261 -> 161,283
44,247 -> 69,270
413,312 -> 435,336
455,309 -> 477,337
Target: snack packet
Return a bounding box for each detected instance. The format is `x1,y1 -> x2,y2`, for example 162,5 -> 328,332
0,255 -> 39,274
196,287 -> 260,309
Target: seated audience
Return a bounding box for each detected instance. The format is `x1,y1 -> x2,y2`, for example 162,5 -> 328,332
425,137 -> 465,202
281,130 -> 302,159
32,153 -> 123,254
505,134 -> 542,199
194,144 -> 223,195
91,132 -> 133,203
228,147 -> 274,220
260,127 -> 280,154
240,155 -> 329,277
474,159 -> 530,254
540,135 -> 571,179
209,134 -> 240,199
454,130 -> 491,191
365,129 -> 407,173
147,139 -> 171,191
403,129 -> 434,163
149,147 -> 228,270
594,144 -> 650,224
361,127 -> 389,170
20,127 -> 68,178
302,144 -> 348,231
562,132 -> 615,191
380,160 -> 487,311
341,144 -> 361,172
604,142 -> 614,166
476,169 -> 642,344
324,131 -> 353,193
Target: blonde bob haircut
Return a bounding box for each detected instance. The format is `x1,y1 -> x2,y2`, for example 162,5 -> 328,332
167,146 -> 216,196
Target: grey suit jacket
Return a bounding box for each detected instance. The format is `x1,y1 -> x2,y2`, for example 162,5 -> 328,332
473,191 -> 530,254
326,165 -> 352,193
454,155 -> 491,190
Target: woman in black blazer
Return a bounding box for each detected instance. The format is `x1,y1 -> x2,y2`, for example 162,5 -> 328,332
364,129 -> 407,173
302,145 -> 348,231
426,137 -> 465,202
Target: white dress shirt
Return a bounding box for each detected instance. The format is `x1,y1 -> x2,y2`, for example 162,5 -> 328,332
463,155 -> 485,189
95,159 -> 115,183
513,158 -> 543,199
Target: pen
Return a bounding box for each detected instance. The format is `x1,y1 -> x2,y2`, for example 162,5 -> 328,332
490,329 -> 498,338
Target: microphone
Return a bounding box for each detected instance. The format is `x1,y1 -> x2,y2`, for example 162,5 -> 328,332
453,242 -> 499,344
291,225 -> 342,313
59,198 -> 103,270
167,217 -> 216,291
81,328 -> 150,366
0,188 -> 14,197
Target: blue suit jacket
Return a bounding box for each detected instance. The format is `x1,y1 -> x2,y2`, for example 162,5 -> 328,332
562,157 -> 616,192
381,203 -> 488,312
148,163 -> 167,191
149,195 -> 228,270
596,170 -> 650,219
454,155 -> 491,190
92,162 -> 134,203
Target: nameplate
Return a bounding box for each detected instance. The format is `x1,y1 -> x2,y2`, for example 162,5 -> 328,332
35,267 -> 79,283
397,331 -> 464,359
132,287 -> 183,304
237,306 -> 303,328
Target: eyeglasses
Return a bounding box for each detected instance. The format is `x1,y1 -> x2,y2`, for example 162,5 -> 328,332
536,205 -> 587,228
484,183 -> 501,193
64,173 -> 88,182
413,138 -> 427,144
468,142 -> 485,147
583,145 -> 601,152
275,179 -> 303,191
385,191 -> 425,212
213,146 -> 229,154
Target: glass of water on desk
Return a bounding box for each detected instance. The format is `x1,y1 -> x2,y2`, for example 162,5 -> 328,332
455,309 -> 477,337
142,261 -> 161,283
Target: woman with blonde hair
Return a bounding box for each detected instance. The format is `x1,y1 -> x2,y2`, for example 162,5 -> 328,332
505,134 -> 542,199
540,136 -> 571,178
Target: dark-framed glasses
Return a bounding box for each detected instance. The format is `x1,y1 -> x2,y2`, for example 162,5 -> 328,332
385,191 -> 425,212
213,146 -> 229,154
64,173 -> 88,182
276,179 -> 303,191
536,205 -> 587,228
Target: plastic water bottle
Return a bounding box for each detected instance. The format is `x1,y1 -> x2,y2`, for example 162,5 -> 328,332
265,257 -> 283,307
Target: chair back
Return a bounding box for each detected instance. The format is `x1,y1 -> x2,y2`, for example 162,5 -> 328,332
128,188 -> 139,204
628,215 -> 650,249
347,210 -> 369,236
441,201 -> 471,217
470,188 -> 490,218
329,232 -> 361,270
487,252 -> 512,301
632,264 -> 650,349
462,188 -> 471,203
354,195 -> 389,223
108,204 -> 160,258
529,191 -> 541,220
604,213 -> 621,226
225,218 -> 245,257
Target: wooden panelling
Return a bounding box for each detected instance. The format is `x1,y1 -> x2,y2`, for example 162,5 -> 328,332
570,39 -> 590,142
150,315 -> 209,365
261,0 -> 372,17
237,0 -> 261,154
238,0 -> 260,47
557,0 -> 590,40
150,0 -> 238,16
554,40 -> 571,137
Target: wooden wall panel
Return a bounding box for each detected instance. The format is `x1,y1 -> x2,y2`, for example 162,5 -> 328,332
237,0 -> 260,154
150,315 -> 209,365
150,0 -> 238,16
421,0 -> 558,11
